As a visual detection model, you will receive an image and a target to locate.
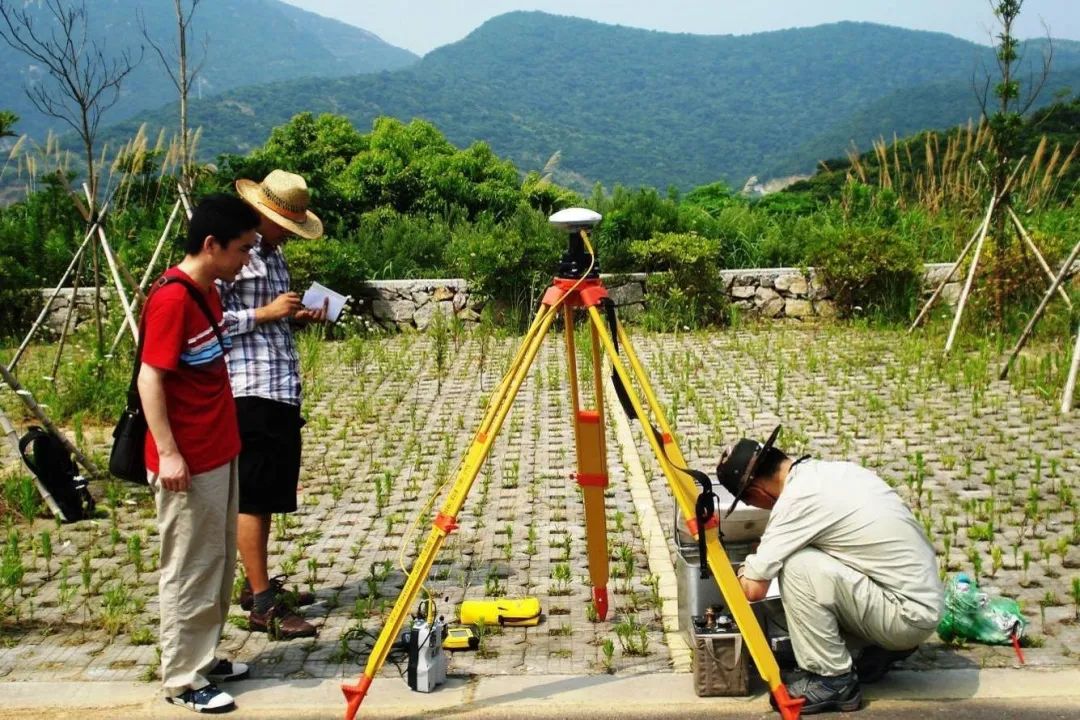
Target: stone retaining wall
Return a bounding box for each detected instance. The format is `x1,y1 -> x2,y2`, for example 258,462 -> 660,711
33,263 -> 963,333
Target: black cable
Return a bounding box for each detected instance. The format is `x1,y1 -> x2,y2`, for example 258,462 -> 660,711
340,625 -> 410,678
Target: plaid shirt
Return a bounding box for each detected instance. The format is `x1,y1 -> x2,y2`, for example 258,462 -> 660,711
218,235 -> 301,406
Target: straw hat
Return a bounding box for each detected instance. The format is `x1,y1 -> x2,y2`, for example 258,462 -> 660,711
236,170 -> 323,239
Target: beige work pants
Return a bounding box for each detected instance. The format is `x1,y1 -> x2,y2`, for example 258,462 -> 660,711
779,547 -> 937,677
151,460 -> 238,696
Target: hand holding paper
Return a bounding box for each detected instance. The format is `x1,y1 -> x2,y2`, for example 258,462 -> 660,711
301,282 -> 350,323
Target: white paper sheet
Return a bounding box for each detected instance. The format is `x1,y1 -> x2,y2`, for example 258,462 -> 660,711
301,281 -> 349,322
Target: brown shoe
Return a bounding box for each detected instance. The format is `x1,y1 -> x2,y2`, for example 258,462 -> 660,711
248,605 -> 317,640
237,575 -> 316,611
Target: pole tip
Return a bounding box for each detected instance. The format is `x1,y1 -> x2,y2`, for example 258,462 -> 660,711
771,683 -> 805,720
592,586 -> 609,622
342,675 -> 373,720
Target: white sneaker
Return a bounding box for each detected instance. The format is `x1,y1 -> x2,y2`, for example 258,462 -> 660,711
165,683 -> 236,713
206,658 -> 249,682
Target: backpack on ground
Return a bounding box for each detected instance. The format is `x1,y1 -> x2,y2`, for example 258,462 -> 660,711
18,426 -> 95,523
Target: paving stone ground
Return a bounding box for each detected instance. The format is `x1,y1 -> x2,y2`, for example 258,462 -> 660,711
0,322 -> 1077,693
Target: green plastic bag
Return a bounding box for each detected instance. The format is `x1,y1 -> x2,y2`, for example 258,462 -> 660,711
937,573 -> 1027,645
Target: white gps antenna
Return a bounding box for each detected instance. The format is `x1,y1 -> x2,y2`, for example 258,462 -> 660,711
548,207 -> 602,231
549,208 -> 603,279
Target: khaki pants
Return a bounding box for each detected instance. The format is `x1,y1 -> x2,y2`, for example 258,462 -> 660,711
779,547 -> 937,677
151,460 -> 238,695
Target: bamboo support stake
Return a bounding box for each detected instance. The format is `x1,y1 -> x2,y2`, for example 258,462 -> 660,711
5,206 -> 109,373
49,248 -> 86,381
999,239 -> 1080,379
1063,320 -> 1080,414
0,407 -> 20,458
945,198 -> 996,354
141,199 -> 181,288
80,182 -> 139,342
0,362 -> 102,478
1007,207 -> 1072,309
108,198 -> 182,355
919,158 -> 1025,343
178,184 -> 194,220
909,200 -> 991,331
95,225 -> 140,342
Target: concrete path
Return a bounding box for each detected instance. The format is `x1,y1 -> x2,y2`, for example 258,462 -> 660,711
1,668 -> 1078,719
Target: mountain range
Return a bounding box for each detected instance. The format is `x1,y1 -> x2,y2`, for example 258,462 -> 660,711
0,0 -> 417,139
7,7 -> 1080,191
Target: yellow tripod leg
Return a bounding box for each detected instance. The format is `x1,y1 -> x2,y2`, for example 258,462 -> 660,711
342,308 -> 558,720
586,308 -> 803,720
563,307 -> 611,619
476,304 -> 555,439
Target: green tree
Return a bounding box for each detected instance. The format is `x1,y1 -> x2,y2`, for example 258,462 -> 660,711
0,109 -> 16,138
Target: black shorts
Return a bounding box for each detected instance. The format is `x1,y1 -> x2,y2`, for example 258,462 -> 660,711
235,397 -> 304,515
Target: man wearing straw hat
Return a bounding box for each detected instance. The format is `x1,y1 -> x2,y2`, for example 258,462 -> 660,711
220,170 -> 326,639
715,426 -> 942,714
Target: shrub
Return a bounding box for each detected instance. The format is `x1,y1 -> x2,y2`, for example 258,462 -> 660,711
349,209 -> 451,280
445,208 -> 561,321
630,232 -> 729,330
807,223 -> 921,320
591,186 -> 682,272
283,237 -> 370,302
0,288 -> 43,341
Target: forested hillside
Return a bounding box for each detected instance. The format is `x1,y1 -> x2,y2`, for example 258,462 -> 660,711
0,0 -> 417,139
100,12 -> 1080,190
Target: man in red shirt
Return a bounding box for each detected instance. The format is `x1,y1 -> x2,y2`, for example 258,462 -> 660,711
138,194 -> 260,714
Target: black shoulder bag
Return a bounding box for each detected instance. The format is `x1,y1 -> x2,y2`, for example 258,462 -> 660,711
108,276 -> 227,484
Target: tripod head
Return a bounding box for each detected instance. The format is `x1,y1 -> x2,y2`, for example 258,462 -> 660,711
549,207 -> 602,279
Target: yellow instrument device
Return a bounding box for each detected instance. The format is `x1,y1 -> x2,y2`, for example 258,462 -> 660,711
442,626 -> 478,651
342,208 -> 803,720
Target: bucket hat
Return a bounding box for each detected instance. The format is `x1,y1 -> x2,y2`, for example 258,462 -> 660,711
715,425 -> 781,516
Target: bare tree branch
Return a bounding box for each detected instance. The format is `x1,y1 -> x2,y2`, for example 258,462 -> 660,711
1018,22 -> 1053,115
0,0 -> 142,203
139,0 -> 206,187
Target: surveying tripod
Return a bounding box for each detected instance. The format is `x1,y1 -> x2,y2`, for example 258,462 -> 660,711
342,208 -> 802,719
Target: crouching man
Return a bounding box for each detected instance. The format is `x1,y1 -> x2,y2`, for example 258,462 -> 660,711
716,426 -> 943,714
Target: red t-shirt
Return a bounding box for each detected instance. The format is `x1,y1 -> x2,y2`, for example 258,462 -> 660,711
141,268 -> 241,475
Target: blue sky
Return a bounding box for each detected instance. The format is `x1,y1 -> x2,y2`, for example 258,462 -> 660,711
282,0 -> 1080,56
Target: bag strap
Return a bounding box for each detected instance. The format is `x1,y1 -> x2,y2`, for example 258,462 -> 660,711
125,275 -> 227,408
169,276 -> 227,351
497,610 -> 541,624
17,425 -> 46,477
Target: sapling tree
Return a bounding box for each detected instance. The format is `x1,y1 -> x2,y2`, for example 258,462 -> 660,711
139,0 -> 204,189
976,1 -> 1054,327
